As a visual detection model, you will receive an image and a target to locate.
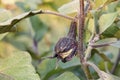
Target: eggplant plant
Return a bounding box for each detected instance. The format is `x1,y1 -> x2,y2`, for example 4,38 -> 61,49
0,0 -> 120,80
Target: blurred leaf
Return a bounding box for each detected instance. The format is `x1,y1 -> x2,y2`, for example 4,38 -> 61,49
98,71 -> 120,80
0,33 -> 8,40
30,16 -> 48,42
95,38 -> 117,44
114,29 -> 120,38
16,19 -> 34,35
93,0 -> 118,9
87,18 -> 95,33
0,10 -> 43,34
87,62 -> 120,80
3,33 -> 33,51
53,72 -> 80,80
58,0 -> 86,14
37,58 -> 56,79
93,0 -> 107,9
113,65 -> 120,76
15,2 -> 27,11
94,38 -> 120,48
84,30 -> 91,43
0,51 -> 40,80
110,41 -> 120,48
0,9 -> 12,22
105,0 -> 119,5
107,1 -> 119,12
0,42 -> 17,58
90,49 -> 113,71
59,57 -> 80,69
102,24 -> 120,38
97,52 -> 112,63
16,0 -> 42,11
98,12 -> 118,34
0,9 -> 12,40
58,0 -> 79,14
0,73 -> 14,80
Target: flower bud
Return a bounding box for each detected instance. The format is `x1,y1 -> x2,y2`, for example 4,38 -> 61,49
54,21 -> 77,63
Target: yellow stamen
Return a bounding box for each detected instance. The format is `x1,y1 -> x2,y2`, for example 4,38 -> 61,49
60,49 -> 73,58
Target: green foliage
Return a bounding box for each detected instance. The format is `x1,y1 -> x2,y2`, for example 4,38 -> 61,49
0,33 -> 8,40
30,16 -> 48,42
53,72 -> 80,80
0,51 -> 40,80
0,0 -> 120,80
98,71 -> 120,80
58,0 -> 80,14
0,10 -> 43,33
110,41 -> 120,48
37,59 -> 56,79
98,12 -> 118,34
0,73 -> 14,80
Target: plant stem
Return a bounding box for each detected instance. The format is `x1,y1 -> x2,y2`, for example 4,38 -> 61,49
90,42 -> 115,48
78,0 -> 84,64
78,0 -> 92,79
41,10 -> 75,21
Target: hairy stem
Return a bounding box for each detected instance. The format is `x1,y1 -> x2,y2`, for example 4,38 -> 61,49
78,0 -> 92,79
78,0 -> 84,64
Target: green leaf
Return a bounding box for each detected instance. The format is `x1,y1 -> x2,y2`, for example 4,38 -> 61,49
15,18 -> 34,36
3,34 -> 33,51
0,9 -> 12,22
102,24 -> 120,38
0,33 -> 8,40
0,73 -> 14,80
87,18 -> 95,33
53,72 -> 80,80
58,0 -> 86,14
59,57 -> 80,69
98,71 -> 120,80
0,10 -> 43,34
0,51 -> 40,80
58,0 -> 79,14
93,0 -> 107,9
37,58 -> 56,79
98,12 -> 118,34
30,16 -> 48,42
0,9 -> 12,40
110,41 -> 120,48
93,0 -> 118,9
88,62 -> 120,80
95,38 -> 117,44
107,1 -> 119,12
94,38 -> 120,48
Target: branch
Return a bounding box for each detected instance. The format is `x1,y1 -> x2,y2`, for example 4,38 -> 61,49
89,42 -> 115,48
78,0 -> 93,79
42,10 -> 75,20
0,10 -> 75,34
78,0 -> 85,64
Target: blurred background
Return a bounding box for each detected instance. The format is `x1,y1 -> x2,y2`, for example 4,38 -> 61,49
0,0 -> 120,80
0,0 -> 71,56
0,0 -> 82,80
